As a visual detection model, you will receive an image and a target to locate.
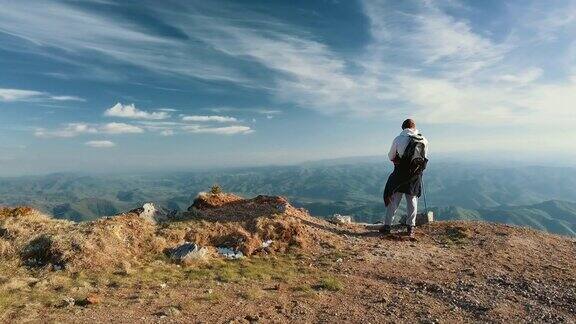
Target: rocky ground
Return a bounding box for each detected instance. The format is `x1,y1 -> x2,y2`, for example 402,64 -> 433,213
1,193 -> 575,323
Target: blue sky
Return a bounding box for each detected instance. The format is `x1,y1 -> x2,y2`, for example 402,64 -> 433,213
1,0 -> 576,175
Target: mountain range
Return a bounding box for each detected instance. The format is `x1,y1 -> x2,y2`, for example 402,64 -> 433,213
1,158 -> 576,235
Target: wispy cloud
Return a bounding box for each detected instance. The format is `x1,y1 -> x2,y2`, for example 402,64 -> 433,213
0,1 -> 246,83
183,125 -> 253,135
85,140 -> 115,148
182,115 -> 238,122
35,123 -> 97,138
35,122 -> 143,138
3,0 -> 576,127
0,88 -> 84,102
209,107 -> 282,115
104,103 -> 170,120
0,89 -> 44,102
36,119 -> 252,138
496,68 -> 543,85
100,122 -> 144,134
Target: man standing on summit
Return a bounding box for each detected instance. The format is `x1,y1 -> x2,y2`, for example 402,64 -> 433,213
382,119 -> 428,238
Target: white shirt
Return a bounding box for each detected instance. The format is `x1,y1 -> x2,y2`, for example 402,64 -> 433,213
388,128 -> 429,161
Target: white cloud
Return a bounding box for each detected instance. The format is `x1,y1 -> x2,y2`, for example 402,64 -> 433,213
135,119 -> 253,136
182,115 -> 238,122
497,68 -> 543,85
85,140 -> 115,148
35,120 -> 253,138
100,122 -> 144,134
35,123 -> 97,138
0,89 -> 43,102
135,121 -> 180,135
35,122 -> 143,138
183,125 -> 253,135
0,88 -> 84,102
50,95 -> 85,102
104,103 -> 170,120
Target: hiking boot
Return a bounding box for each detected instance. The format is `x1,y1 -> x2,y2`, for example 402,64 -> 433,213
406,225 -> 415,238
379,225 -> 391,235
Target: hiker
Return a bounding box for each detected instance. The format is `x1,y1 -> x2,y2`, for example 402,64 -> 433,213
382,119 -> 428,238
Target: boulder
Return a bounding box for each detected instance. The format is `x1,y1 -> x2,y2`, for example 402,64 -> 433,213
400,211 -> 434,226
167,242 -> 208,263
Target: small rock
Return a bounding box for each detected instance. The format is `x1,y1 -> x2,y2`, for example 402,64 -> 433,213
59,297 -> 75,308
155,306 -> 181,317
336,258 -> 343,263
261,240 -> 273,248
328,214 -> 352,225
217,247 -> 244,259
85,294 -> 102,305
245,314 -> 260,322
276,204 -> 288,213
130,203 -> 176,223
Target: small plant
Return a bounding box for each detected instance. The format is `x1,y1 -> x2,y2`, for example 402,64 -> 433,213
440,226 -> 472,246
238,288 -> 262,300
210,184 -> 222,195
315,276 -> 343,292
291,283 -> 313,293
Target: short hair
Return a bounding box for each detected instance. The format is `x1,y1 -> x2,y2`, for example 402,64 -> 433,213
402,119 -> 416,130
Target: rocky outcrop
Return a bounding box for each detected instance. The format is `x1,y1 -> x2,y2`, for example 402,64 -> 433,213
0,192 -> 345,271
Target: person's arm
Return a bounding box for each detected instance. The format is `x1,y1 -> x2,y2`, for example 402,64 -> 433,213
388,137 -> 399,163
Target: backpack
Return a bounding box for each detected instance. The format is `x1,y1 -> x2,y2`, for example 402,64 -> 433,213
401,135 -> 428,176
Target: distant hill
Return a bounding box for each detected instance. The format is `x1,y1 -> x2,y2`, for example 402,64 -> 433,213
52,198 -> 126,222
431,200 -> 576,237
1,161 -> 576,235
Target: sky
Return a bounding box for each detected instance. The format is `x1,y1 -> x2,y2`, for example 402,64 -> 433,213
1,0 -> 576,175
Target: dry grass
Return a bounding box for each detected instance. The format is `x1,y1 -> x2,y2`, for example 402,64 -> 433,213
0,193 -> 345,273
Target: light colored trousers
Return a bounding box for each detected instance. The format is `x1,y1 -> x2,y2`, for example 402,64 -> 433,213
384,192 -> 417,226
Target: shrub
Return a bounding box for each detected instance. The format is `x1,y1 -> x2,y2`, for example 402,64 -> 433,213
210,184 -> 222,195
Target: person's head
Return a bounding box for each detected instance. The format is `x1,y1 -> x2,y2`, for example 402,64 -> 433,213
402,119 -> 416,130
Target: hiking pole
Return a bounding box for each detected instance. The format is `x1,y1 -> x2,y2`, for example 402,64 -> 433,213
422,176 -> 428,213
